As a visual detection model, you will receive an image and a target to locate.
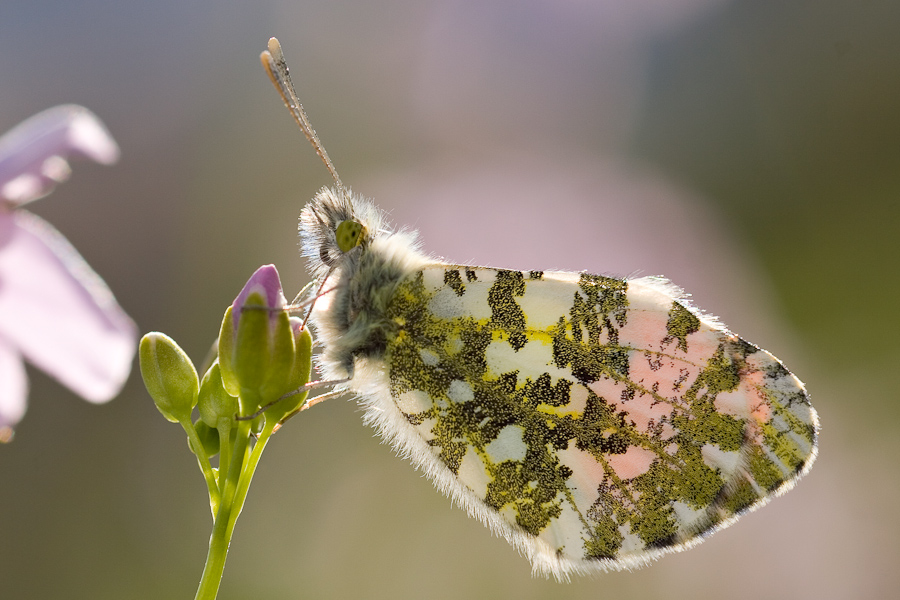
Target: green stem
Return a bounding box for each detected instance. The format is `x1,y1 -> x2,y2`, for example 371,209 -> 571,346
217,423 -> 233,498
194,419 -> 252,600
227,422 -> 275,534
182,420 -> 220,514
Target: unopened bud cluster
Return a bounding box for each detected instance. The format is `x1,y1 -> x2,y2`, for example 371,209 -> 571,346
139,265 -> 312,460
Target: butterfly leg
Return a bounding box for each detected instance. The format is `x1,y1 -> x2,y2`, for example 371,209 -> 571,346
274,384 -> 349,430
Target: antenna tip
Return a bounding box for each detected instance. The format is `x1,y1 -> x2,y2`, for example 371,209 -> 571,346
267,37 -> 283,60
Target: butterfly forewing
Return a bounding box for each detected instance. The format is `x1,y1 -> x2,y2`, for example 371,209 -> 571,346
368,265 -> 816,575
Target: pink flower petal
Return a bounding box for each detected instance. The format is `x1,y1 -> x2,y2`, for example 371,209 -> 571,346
0,105 -> 120,205
231,264 -> 286,330
0,210 -> 137,403
0,335 -> 28,432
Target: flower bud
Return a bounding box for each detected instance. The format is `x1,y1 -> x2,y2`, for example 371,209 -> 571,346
190,419 -> 220,458
263,318 -> 313,422
217,306 -> 239,397
217,265 -> 298,415
197,363 -> 238,430
139,333 -> 198,423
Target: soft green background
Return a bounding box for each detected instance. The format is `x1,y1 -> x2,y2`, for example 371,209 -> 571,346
1,1 -> 897,598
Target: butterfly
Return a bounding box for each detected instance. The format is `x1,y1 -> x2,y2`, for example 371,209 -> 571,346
261,37 -> 819,580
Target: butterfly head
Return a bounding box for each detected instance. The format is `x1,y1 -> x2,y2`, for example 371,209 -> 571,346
300,185 -> 386,278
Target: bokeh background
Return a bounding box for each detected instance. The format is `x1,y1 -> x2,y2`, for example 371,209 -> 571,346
1,1 -> 898,598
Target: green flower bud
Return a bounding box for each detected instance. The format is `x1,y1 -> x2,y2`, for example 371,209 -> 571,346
198,363 -> 238,430
139,333 -> 198,423
218,265 -> 301,415
232,292 -> 294,405
217,306 -> 240,397
190,419 -> 220,457
264,318 -> 313,422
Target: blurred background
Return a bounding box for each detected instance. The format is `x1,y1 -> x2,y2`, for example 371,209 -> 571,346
1,1 -> 898,598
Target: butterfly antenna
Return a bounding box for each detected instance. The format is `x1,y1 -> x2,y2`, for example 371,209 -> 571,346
261,37 -> 345,193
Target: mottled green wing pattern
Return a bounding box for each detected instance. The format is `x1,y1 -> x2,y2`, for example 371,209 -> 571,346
377,265 -> 817,577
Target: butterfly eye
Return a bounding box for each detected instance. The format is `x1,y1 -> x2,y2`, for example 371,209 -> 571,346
335,220 -> 365,253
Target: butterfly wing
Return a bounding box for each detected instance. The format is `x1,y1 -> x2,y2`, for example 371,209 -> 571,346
352,265 -> 818,579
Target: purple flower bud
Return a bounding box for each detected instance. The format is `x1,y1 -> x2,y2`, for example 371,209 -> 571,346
218,265 -> 297,414
230,264 -> 287,329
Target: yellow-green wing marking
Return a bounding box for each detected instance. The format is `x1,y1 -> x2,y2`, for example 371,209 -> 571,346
368,265 -> 817,577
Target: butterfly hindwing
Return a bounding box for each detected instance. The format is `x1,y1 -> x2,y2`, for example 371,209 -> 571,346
354,265 -> 817,577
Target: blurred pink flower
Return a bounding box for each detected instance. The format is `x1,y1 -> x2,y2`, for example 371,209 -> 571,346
0,105 -> 137,441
